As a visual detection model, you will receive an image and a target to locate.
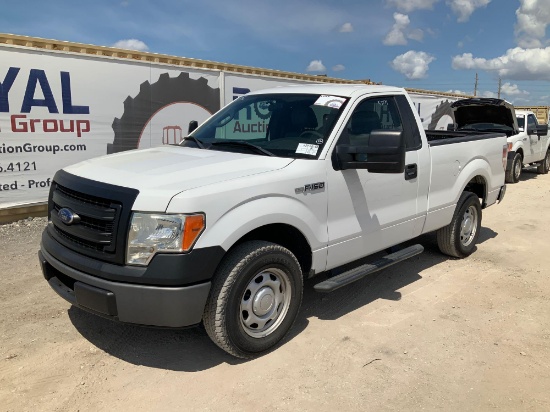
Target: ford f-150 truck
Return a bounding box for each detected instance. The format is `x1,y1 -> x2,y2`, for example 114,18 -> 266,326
39,84 -> 507,358
450,98 -> 550,183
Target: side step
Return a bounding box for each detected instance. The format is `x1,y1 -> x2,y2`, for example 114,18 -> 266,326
314,244 -> 424,293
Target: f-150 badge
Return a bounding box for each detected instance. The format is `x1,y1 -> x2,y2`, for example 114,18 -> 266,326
295,182 -> 325,194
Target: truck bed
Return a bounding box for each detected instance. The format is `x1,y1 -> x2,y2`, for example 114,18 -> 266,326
422,129 -> 507,234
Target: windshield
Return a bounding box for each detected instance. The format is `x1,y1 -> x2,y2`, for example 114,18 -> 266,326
183,93 -> 349,158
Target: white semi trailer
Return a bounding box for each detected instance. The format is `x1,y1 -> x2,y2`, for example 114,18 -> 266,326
0,33 -> 469,210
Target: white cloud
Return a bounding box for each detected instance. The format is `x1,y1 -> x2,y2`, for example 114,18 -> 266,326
446,0 -> 492,22
332,64 -> 346,71
340,23 -> 353,32
408,28 -> 424,41
386,0 -> 439,12
306,60 -> 327,72
112,39 -> 149,51
452,47 -> 550,80
391,50 -> 435,79
383,13 -> 424,45
384,13 -> 409,45
482,91 -> 497,98
500,82 -> 529,96
515,0 -> 550,48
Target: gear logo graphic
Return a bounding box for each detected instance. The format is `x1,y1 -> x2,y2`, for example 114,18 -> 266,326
109,72 -> 220,154
428,100 -> 454,130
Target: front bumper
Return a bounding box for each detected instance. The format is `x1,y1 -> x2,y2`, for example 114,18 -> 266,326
39,235 -> 218,328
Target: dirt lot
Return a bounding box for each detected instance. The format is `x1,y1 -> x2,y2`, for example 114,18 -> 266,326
1,170 -> 549,412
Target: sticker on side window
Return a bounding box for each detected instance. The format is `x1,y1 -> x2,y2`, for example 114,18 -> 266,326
314,95 -> 346,109
296,143 -> 319,156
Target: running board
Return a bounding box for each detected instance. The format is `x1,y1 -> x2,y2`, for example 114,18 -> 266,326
314,244 -> 424,293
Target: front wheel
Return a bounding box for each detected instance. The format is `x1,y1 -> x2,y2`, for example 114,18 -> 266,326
203,241 -> 303,358
537,150 -> 550,174
506,152 -> 522,183
437,191 -> 482,258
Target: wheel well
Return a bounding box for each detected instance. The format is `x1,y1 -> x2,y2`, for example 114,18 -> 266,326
464,175 -> 487,207
233,224 -> 312,276
516,148 -> 524,160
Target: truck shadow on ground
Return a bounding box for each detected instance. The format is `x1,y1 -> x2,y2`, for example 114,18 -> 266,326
519,167 -> 543,182
69,227 -> 498,372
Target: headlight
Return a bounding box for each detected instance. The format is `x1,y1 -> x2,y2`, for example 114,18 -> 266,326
126,213 -> 205,265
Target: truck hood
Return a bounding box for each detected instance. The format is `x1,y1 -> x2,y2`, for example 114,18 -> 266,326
451,98 -> 519,134
64,146 -> 293,210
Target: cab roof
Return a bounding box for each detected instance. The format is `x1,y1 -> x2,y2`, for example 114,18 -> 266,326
247,84 -> 406,98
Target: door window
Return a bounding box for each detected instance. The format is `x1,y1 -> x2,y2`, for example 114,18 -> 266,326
527,115 -> 537,131
338,97 -> 402,145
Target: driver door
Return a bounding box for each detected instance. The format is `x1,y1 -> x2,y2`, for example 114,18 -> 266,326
325,95 -> 429,270
526,114 -> 543,163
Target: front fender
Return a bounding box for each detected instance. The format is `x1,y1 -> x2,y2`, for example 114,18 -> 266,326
195,195 -> 327,255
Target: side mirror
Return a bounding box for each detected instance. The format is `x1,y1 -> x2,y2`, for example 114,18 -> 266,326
536,124 -> 548,137
333,130 -> 406,173
447,123 -> 456,131
188,120 -> 199,134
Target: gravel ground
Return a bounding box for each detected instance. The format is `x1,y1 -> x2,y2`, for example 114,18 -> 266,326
1,171 -> 550,412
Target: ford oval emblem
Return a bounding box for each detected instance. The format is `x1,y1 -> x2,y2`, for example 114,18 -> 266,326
58,208 -> 79,225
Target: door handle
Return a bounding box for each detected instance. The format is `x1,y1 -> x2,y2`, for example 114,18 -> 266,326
405,163 -> 417,180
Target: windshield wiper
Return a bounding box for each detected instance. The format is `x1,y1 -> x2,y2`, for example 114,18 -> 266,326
182,136 -> 206,149
209,141 -> 276,157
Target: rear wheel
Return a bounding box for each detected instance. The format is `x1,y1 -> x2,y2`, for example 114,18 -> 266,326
537,150 -> 550,174
506,152 -> 522,183
437,191 -> 482,258
203,241 -> 303,358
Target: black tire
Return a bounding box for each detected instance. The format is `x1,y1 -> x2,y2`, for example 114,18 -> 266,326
537,150 -> 550,174
505,152 -> 522,183
203,241 -> 303,358
109,72 -> 220,154
437,191 -> 482,258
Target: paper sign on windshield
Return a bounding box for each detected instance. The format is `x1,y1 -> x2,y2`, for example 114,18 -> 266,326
296,143 -> 319,156
314,95 -> 346,109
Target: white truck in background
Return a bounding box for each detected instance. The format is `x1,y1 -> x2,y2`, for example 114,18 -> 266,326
512,110 -> 550,181
39,84 -> 507,358
450,98 -> 550,183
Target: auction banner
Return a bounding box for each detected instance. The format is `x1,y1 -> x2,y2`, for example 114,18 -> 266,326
409,92 -> 459,130
0,45 -> 459,209
0,45 -> 220,208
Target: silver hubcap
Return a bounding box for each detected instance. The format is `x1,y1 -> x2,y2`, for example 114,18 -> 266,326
460,205 -> 478,247
240,268 -> 291,338
514,159 -> 521,179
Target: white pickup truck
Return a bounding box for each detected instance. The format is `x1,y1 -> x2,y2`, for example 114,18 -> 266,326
450,98 -> 550,183
39,84 -> 507,358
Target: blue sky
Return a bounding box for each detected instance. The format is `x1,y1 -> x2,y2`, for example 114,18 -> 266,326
1,0 -> 549,105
